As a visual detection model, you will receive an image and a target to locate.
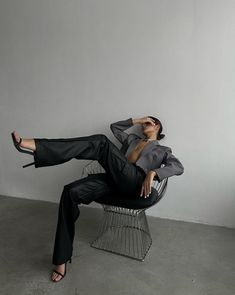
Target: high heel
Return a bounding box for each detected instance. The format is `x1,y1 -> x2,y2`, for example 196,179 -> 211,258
11,132 -> 35,168
22,161 -> 35,168
51,258 -> 72,283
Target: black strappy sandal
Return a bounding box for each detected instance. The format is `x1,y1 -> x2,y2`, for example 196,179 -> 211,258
11,132 -> 35,168
51,258 -> 72,283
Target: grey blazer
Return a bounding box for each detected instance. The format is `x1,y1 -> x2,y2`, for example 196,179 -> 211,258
110,118 -> 184,182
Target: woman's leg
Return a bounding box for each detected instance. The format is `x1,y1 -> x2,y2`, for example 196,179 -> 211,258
51,173 -> 118,281
33,134 -> 146,194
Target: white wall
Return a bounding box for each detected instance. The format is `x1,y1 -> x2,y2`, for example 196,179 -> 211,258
1,0 -> 235,228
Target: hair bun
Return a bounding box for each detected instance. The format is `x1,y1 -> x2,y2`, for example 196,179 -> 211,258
158,133 -> 165,140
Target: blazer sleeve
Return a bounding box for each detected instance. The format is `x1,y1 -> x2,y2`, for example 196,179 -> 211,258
110,118 -> 134,144
153,147 -> 184,182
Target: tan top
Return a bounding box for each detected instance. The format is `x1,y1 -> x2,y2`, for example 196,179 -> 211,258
127,139 -> 151,164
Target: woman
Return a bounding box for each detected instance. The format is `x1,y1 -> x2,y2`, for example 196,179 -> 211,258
11,116 -> 184,282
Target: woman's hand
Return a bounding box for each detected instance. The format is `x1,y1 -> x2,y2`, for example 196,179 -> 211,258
132,117 -> 156,125
140,171 -> 157,198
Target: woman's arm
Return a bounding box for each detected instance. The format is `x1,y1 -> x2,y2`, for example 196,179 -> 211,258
141,148 -> 184,198
152,148 -> 184,182
110,117 -> 156,144
110,118 -> 134,144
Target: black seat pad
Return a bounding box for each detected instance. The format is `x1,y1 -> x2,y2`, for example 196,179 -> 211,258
94,187 -> 160,209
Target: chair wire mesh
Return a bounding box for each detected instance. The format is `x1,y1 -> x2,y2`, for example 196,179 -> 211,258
81,160 -> 168,261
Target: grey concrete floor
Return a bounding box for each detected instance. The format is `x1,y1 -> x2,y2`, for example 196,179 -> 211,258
0,194 -> 234,295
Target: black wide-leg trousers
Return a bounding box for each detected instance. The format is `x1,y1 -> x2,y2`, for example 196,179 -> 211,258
32,134 -> 146,265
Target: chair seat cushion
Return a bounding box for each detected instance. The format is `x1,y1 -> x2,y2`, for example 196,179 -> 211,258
94,187 -> 160,209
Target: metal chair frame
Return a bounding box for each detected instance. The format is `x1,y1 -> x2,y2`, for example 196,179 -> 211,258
81,160 -> 168,261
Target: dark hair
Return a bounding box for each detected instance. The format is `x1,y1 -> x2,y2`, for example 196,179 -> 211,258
148,116 -> 165,140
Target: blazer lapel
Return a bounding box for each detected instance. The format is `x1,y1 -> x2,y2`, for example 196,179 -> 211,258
140,140 -> 159,158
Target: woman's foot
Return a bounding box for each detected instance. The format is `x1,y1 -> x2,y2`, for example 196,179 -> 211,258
51,263 -> 66,282
12,131 -> 36,151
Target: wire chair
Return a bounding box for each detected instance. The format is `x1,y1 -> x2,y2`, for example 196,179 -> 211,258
81,160 -> 168,261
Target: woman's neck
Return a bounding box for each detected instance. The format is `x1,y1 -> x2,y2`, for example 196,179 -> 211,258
143,135 -> 157,141
144,133 -> 157,141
